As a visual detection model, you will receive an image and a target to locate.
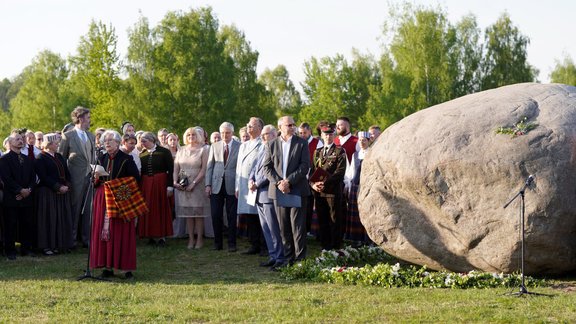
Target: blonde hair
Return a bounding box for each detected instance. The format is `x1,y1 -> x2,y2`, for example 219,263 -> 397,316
183,127 -> 206,145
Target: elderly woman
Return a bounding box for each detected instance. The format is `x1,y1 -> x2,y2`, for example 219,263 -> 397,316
139,131 -> 174,245
90,130 -> 140,279
34,133 -> 73,255
173,127 -> 210,249
344,131 -> 371,244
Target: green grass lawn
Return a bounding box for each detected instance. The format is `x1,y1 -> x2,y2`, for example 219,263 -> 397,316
1,237 -> 575,322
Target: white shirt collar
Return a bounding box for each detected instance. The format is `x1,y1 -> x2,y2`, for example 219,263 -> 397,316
339,133 -> 352,144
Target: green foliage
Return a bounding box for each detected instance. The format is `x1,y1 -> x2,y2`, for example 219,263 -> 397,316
126,8 -> 241,135
300,52 -> 378,129
281,246 -> 545,289
481,13 -> 537,90
258,65 -> 302,119
550,55 -> 576,86
1,4 -> 544,138
9,50 -> 70,132
69,20 -> 123,129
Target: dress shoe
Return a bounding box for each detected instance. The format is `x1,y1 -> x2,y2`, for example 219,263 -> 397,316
241,247 -> 259,255
270,261 -> 288,272
147,238 -> 156,246
157,239 -> 167,247
228,247 -> 238,252
101,269 -> 114,278
212,246 -> 223,251
124,272 -> 134,280
260,259 -> 276,267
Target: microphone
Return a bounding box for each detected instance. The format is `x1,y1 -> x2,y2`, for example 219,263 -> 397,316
525,175 -> 535,186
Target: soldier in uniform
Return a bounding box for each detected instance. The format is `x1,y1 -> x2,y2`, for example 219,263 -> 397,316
309,125 -> 347,251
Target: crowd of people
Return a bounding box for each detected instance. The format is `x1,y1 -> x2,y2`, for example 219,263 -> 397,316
0,106 -> 382,279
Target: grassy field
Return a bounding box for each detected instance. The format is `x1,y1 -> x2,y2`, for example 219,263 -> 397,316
1,236 -> 575,322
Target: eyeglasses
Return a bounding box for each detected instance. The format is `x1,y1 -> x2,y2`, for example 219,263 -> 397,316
285,124 -> 295,127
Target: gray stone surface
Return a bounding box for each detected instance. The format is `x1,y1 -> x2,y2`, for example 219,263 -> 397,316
358,83 -> 576,275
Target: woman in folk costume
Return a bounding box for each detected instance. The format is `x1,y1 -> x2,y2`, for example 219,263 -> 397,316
90,130 -> 141,279
343,131 -> 371,244
34,133 -> 74,255
138,131 -> 174,245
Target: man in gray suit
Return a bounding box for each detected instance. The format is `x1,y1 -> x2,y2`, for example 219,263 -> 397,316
263,116 -> 311,268
58,106 -> 95,248
205,122 -> 240,252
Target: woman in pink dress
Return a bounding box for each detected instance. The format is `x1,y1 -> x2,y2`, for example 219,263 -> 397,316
173,127 -> 210,249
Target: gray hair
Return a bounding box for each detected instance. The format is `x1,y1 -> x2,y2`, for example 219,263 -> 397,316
140,131 -> 158,144
100,130 -> 122,145
219,122 -> 234,133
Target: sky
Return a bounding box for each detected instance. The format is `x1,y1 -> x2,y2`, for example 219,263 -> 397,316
1,0 -> 574,88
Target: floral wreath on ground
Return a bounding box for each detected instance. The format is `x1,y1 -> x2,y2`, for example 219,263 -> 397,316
280,245 -> 545,289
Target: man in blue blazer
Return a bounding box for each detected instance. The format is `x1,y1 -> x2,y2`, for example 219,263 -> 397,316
205,122 -> 240,252
263,116 -> 311,268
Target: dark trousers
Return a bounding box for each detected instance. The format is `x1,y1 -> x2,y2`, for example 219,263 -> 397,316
2,205 -> 34,255
210,185 -> 237,249
315,194 -> 343,250
243,213 -> 265,251
275,197 -> 307,263
305,194 -> 314,233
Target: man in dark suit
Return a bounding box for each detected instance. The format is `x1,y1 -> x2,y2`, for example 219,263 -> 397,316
58,106 -> 96,248
310,125 -> 347,250
205,122 -> 240,252
263,116 -> 310,268
0,130 -> 36,260
298,122 -> 323,236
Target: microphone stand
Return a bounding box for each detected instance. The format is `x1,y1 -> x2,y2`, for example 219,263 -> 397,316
503,176 -> 546,297
78,144 -> 107,281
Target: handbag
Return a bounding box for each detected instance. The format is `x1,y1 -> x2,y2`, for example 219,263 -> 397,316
178,174 -> 189,187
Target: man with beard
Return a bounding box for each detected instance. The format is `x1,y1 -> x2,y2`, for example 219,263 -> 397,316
58,106 -> 96,248
0,130 -> 36,259
334,117 -> 358,164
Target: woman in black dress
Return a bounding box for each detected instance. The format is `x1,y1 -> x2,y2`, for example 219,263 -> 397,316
35,133 -> 73,255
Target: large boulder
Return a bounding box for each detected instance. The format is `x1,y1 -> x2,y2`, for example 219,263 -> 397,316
358,83 -> 576,275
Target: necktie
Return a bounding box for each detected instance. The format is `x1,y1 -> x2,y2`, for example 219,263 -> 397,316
28,145 -> 34,160
80,131 -> 87,142
224,144 -> 229,164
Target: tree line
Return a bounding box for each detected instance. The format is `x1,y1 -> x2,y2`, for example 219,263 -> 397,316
0,4 -> 574,137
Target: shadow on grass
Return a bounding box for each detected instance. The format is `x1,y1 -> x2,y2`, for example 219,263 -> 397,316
0,236 -> 324,285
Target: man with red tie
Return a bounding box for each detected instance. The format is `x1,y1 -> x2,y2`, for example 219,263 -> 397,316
205,122 -> 240,252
